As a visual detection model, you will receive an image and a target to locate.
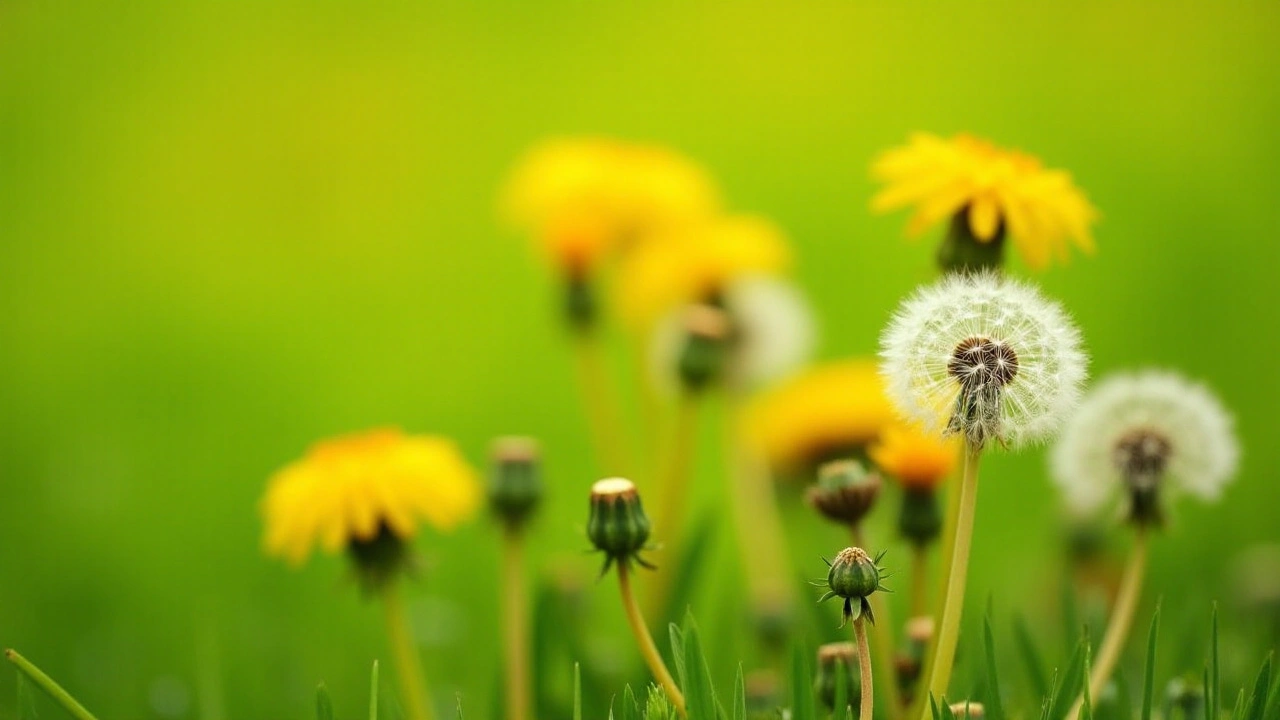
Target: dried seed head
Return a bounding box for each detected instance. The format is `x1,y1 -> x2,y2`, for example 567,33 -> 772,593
947,336 -> 1019,388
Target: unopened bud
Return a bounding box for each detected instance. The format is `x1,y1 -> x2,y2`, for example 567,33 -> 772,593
745,670 -> 781,715
677,304 -> 732,392
808,460 -> 882,527
814,642 -> 861,710
586,478 -> 651,571
898,488 -> 943,546
821,546 -> 887,625
489,436 -> 542,530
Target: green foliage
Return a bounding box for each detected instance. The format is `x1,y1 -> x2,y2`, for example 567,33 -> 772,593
1141,605 -> 1162,720
791,643 -> 817,720
315,683 -> 335,720
984,612 -> 1008,720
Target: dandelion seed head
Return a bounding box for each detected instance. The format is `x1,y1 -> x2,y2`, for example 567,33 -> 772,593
879,272 -> 1086,449
1050,370 -> 1238,516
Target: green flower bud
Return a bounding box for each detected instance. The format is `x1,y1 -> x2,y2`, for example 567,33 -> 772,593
895,616 -> 934,701
819,546 -> 889,625
587,477 -> 652,571
807,460 -> 882,527
677,304 -> 732,392
488,436 -> 542,530
814,642 -> 861,711
898,488 -> 943,546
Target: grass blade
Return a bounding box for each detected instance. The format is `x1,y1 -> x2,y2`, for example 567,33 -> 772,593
680,612 -> 722,720
1048,635 -> 1089,720
1140,605 -> 1162,720
669,623 -> 688,694
574,663 -> 582,720
370,660 -> 380,720
1213,606 -> 1220,720
5,649 -> 100,720
660,515 -> 718,628
1015,614 -> 1051,702
732,665 -> 746,720
791,643 -> 816,720
1080,641 -> 1094,720
316,684 -> 335,720
621,685 -> 640,720
834,655 -> 850,720
1243,655 -> 1273,720
985,613 -> 1007,720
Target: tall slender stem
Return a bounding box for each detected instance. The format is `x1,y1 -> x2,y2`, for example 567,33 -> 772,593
5,649 -> 100,720
382,585 -> 434,720
617,563 -> 687,717
917,443 -> 982,718
646,395 -> 702,618
855,618 -> 875,720
571,333 -> 630,476
852,528 -> 904,720
724,395 -> 795,643
910,544 -> 930,620
502,528 -> 532,720
1068,528 -> 1150,719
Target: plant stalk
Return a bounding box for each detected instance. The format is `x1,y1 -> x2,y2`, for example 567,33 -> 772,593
855,617 -> 875,720
5,649 -> 100,720
571,333 -> 630,476
852,527 -> 904,720
382,585 -> 434,720
617,562 -> 687,717
502,528 -> 533,720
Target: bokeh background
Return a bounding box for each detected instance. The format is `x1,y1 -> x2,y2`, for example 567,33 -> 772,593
3,2 -> 1280,718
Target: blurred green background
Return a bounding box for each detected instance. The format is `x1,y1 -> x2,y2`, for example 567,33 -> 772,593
3,2 -> 1280,718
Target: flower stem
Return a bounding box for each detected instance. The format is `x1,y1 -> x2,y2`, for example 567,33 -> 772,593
572,333 -> 631,476
502,528 -> 532,720
910,544 -> 930,620
382,585 -> 434,720
646,394 -> 701,619
917,443 -> 982,719
854,618 -> 875,720
5,649 -> 100,720
852,528 -> 904,720
617,562 -> 687,717
1069,527 -> 1150,719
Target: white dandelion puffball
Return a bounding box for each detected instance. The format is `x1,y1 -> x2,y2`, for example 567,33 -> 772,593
879,272 -> 1087,449
647,276 -> 815,394
1050,370 -> 1238,516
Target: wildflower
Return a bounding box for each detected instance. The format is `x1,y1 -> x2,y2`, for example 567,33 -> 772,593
1050,371 -> 1238,526
820,547 -> 889,625
871,133 -> 1098,271
879,272 -> 1087,450
615,214 -> 791,328
746,360 -> 896,479
648,276 -> 815,394
807,460 -> 883,528
262,428 -> 481,580
814,642 -> 861,711
870,423 -> 958,550
502,137 -> 720,277
586,477 -> 653,572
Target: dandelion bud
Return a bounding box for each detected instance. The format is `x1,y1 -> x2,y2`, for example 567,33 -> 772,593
820,546 -> 888,625
949,701 -> 985,719
807,460 -> 882,527
898,488 -> 943,546
814,642 -> 861,710
489,436 -> 543,531
563,273 -> 596,331
895,616 -> 934,700
586,478 -> 651,571
676,303 -> 733,392
1164,675 -> 1204,720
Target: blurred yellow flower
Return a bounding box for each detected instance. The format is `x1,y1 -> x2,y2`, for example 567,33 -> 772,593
745,360 -> 895,477
871,133 -> 1098,270
262,428 -> 481,565
502,137 -> 720,275
869,423 -> 959,490
615,214 -> 791,327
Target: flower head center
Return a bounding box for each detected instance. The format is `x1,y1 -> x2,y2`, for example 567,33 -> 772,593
947,336 -> 1019,389
1113,429 -> 1172,486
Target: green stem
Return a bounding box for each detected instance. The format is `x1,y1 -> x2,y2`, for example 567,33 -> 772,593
5,649 -> 100,720
502,528 -> 532,720
918,444 -> 982,718
571,332 -> 631,476
646,395 -> 701,617
617,563 -> 687,718
910,544 -> 930,621
1069,528 -> 1150,718
855,618 -> 875,720
382,585 -> 434,720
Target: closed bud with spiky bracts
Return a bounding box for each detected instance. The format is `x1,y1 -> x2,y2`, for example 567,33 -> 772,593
819,547 -> 890,625
586,477 -> 653,572
807,459 -> 882,527
880,272 -> 1086,450
814,642 -> 861,710
1051,370 -> 1238,528
489,436 -> 543,531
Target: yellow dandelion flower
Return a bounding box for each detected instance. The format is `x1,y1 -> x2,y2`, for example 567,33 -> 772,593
262,428 -> 481,566
745,360 -> 896,477
501,137 -> 720,275
615,214 -> 791,327
869,423 -> 960,491
871,133 -> 1098,270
